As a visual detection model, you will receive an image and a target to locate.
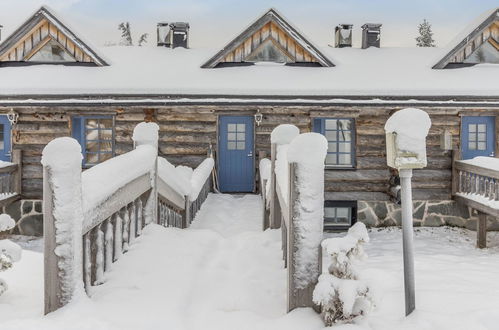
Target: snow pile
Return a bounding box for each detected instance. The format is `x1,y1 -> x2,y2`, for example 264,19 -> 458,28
272,125 -> 300,204
82,145 -> 157,213
189,158 -> 214,201
385,108 -> 431,168
287,133 -> 327,289
132,122 -> 160,148
270,124 -> 300,145
0,161 -> 14,169
41,137 -> 84,304
0,214 -> 15,232
314,222 -> 374,326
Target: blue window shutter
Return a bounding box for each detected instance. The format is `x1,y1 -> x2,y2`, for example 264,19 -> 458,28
313,118 -> 323,133
72,117 -> 83,144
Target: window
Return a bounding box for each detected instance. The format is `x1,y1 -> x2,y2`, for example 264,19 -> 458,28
28,39 -> 76,62
313,118 -> 355,167
467,123 -> 487,151
324,201 -> 357,231
72,116 -> 115,167
227,123 -> 246,150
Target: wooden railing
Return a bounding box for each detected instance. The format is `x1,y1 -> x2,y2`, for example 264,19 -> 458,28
452,155 -> 499,248
262,125 -> 326,313
0,149 -> 22,207
157,165 -> 212,228
43,123 -> 213,314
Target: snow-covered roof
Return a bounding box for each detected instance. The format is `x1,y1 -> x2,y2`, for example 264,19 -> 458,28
0,6 -> 108,66
433,7 -> 499,69
201,8 -> 334,68
0,46 -> 497,97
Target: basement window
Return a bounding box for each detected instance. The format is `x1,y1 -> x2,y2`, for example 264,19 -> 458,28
72,116 -> 115,167
324,201 -> 357,231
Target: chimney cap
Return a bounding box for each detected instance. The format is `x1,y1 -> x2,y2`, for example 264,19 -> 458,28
170,22 -> 190,30
361,23 -> 382,29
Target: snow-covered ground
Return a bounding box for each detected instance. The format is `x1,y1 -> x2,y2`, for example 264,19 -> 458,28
1,194 -> 499,330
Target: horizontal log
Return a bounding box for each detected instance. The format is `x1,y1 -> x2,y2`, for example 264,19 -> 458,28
325,191 -> 390,201
325,169 -> 390,182
325,181 -> 388,192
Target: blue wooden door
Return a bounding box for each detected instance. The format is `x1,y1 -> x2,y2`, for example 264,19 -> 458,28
0,116 -> 11,162
461,116 -> 496,160
218,116 -> 254,192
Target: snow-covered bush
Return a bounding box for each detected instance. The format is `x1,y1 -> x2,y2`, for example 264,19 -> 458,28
0,214 -> 22,296
313,222 -> 374,326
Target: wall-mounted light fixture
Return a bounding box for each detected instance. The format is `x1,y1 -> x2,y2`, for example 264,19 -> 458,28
7,108 -> 18,126
254,109 -> 263,126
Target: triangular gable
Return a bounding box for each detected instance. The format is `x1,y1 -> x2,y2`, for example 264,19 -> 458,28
0,6 -> 108,66
201,8 -> 334,68
433,7 -> 499,69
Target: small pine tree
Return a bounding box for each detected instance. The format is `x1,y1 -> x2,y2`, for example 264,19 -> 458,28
416,19 -> 436,47
118,22 -> 133,46
138,33 -> 148,47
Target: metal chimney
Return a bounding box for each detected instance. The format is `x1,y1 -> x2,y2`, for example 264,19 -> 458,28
157,22 -> 189,48
335,24 -> 353,48
361,23 -> 382,49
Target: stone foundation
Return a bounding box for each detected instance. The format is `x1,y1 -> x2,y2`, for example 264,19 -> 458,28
357,200 -> 499,231
2,199 -> 43,236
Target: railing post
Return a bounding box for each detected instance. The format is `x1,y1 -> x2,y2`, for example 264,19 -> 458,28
269,143 -> 281,229
11,149 -> 22,195
182,196 -> 191,229
132,122 -> 159,224
451,148 -> 461,196
42,138 -> 84,314
477,212 -> 487,249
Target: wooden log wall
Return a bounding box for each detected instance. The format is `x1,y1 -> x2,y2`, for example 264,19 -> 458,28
3,104 -> 499,201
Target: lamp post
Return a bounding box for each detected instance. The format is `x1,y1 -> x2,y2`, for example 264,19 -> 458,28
385,108 -> 431,317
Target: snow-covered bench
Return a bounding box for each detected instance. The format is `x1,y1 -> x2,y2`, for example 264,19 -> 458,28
41,122 -> 213,314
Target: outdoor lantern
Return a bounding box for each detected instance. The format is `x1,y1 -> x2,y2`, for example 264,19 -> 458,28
440,129 -> 453,150
254,110 -> 263,126
7,108 -> 18,126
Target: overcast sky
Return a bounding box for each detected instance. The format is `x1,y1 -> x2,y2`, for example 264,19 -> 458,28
0,0 -> 497,48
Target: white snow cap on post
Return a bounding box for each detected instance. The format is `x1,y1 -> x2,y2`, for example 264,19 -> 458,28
271,124 -> 300,145
385,108 -> 431,169
287,133 -> 328,289
41,137 -> 84,304
132,122 -> 160,148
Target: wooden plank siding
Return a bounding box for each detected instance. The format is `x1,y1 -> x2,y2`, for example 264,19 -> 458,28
220,21 -> 318,64
2,104 -> 499,201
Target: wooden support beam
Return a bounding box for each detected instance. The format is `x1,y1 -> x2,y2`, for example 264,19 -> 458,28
477,212 -> 487,249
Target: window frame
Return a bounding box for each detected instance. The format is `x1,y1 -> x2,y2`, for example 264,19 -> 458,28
324,200 -> 357,232
72,115 -> 116,168
313,117 -> 356,169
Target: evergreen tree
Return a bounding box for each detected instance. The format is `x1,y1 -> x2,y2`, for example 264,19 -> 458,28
118,22 -> 133,46
138,33 -> 148,47
416,19 -> 436,47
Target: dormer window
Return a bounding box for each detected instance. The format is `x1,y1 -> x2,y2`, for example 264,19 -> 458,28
27,39 -> 76,62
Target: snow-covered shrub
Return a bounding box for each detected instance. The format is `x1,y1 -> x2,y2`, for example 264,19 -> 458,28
0,214 -> 22,296
313,222 -> 374,326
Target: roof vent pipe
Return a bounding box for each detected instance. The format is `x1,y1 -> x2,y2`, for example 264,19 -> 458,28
361,23 -> 382,49
335,24 -> 353,48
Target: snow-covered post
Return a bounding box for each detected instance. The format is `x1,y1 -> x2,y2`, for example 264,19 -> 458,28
41,138 -> 84,315
286,133 -> 328,311
132,122 -> 160,225
385,108 -> 431,316
269,125 -> 299,229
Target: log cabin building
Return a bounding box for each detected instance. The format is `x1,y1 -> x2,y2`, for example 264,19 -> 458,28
0,6 -> 498,235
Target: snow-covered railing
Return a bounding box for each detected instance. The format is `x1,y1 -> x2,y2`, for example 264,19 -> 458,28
259,158 -> 271,230
453,156 -> 499,248
268,124 -> 327,312
156,157 -> 213,228
0,150 -> 22,207
42,122 -> 213,315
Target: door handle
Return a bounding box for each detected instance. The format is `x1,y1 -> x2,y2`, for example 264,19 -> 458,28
247,152 -> 253,157
490,152 -> 495,157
